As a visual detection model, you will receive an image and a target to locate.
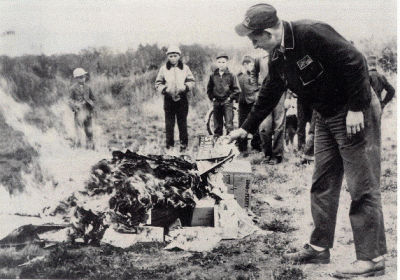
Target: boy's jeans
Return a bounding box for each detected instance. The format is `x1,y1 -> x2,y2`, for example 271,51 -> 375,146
213,99 -> 233,137
310,92 -> 387,260
259,93 -> 286,158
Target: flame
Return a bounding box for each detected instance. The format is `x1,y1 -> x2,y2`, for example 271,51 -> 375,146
0,79 -> 110,216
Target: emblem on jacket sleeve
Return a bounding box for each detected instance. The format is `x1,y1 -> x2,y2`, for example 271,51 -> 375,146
297,55 -> 314,70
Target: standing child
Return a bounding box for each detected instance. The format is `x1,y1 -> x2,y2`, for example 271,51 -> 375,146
207,52 -> 240,137
367,55 -> 395,111
237,55 -> 257,152
155,46 -> 195,152
69,68 -> 95,149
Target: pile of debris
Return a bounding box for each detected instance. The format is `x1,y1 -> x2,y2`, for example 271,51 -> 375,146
1,140 -> 261,250
56,149 -> 231,244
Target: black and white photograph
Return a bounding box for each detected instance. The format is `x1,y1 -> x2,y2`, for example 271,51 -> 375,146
0,0 -> 396,279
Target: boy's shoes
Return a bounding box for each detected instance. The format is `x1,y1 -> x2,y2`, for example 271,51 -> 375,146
261,156 -> 272,164
268,156 -> 282,165
282,244 -> 330,264
86,140 -> 95,150
240,151 -> 249,158
179,145 -> 187,153
300,155 -> 314,165
332,259 -> 385,278
238,146 -> 248,153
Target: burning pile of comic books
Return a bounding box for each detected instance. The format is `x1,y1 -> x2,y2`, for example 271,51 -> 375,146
57,149 -> 226,244
89,150 -> 217,223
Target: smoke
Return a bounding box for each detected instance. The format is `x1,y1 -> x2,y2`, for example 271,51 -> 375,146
0,79 -> 110,216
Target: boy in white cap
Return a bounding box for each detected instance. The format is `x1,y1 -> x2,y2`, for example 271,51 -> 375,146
155,46 -> 195,151
230,3 -> 386,278
69,68 -> 95,149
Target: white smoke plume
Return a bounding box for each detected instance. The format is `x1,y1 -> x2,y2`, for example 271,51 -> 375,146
0,79 -> 110,216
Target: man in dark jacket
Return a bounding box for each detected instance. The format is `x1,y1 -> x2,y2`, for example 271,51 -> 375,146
368,55 -> 395,110
231,4 -> 386,278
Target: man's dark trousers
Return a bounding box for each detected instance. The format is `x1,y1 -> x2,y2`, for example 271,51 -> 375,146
164,96 -> 189,148
213,98 -> 234,137
310,92 -> 387,260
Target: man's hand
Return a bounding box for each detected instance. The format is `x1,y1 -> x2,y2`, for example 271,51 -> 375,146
228,128 -> 249,143
346,110 -> 364,136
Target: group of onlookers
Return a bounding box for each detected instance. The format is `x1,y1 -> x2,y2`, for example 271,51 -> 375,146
153,45 -> 314,164
67,45 -> 395,167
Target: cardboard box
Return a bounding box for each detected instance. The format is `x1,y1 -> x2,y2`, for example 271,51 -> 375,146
222,160 -> 252,209
191,207 -> 214,227
190,199 -> 215,227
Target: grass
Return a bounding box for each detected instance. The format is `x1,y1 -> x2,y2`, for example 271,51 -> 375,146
260,219 -> 296,233
0,244 -> 44,268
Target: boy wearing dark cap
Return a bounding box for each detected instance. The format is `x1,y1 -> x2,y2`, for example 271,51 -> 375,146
207,52 -> 240,137
237,55 -> 258,152
230,3 -> 386,278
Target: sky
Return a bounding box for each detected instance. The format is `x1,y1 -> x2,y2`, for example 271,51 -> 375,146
0,0 -> 397,56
